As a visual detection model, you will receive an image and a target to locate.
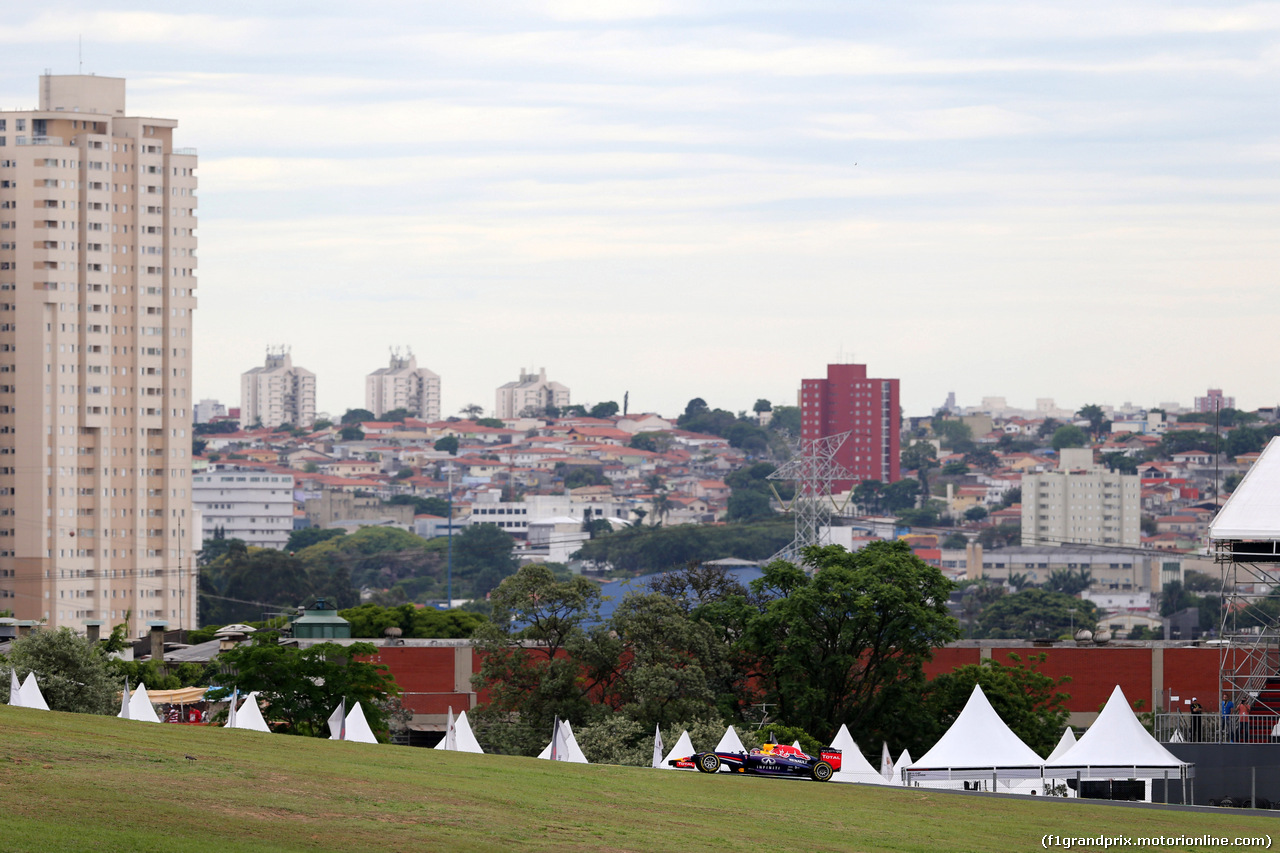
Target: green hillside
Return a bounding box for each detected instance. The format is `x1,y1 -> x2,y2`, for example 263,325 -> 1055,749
0,706 -> 1268,852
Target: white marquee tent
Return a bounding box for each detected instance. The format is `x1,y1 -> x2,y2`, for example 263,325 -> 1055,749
328,701 -> 378,744
829,724 -> 887,785
118,683 -> 160,723
889,749 -> 913,786
226,692 -> 272,733
1045,686 -> 1193,784
659,730 -> 696,770
905,684 -> 1044,785
715,726 -> 746,754
9,672 -> 49,711
433,707 -> 484,754
537,718 -> 588,763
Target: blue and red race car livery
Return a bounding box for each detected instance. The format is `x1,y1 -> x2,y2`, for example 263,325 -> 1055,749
669,742 -> 842,781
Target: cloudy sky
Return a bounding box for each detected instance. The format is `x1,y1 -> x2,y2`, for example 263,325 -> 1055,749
2,2 -> 1276,419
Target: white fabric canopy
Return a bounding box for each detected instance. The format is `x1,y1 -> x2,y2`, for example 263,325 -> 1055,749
227,692 -> 271,733
906,685 -> 1044,781
327,702 -> 344,740
9,670 -> 20,706
715,725 -> 746,754
651,725 -> 663,769
537,719 -> 588,763
1045,686 -> 1192,779
120,683 -> 160,723
1046,728 -> 1077,762
1209,436 -> 1280,539
342,702 -> 378,744
19,673 -> 49,711
117,680 -> 131,719
829,724 -> 887,785
890,749 -> 913,786
660,730 -> 695,769
434,709 -> 484,754
880,742 -> 893,780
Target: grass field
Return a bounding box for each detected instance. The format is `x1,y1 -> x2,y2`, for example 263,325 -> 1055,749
0,705 -> 1273,853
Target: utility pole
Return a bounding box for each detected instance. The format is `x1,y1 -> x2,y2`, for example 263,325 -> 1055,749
446,464 -> 455,609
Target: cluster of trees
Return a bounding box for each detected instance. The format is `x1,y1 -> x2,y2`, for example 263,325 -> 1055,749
572,518 -> 793,573
339,603 -> 486,639
471,543 -> 1072,764
0,625 -> 403,740
200,523 -> 518,623
724,462 -> 787,522
674,397 -> 798,457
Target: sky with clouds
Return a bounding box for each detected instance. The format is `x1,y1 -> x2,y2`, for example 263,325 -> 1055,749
1,1 -> 1275,419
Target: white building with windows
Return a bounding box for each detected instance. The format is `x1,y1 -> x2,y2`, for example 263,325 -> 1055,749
366,349 -> 440,421
1021,448 -> 1141,548
465,489 -> 630,536
193,466 -> 295,550
495,368 -> 570,419
241,348 -> 316,429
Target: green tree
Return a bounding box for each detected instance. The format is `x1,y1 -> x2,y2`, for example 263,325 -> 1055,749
1,628 -> 119,714
215,633 -> 398,739
852,480 -> 884,514
339,425 -> 364,441
341,408 -> 375,425
767,406 -> 800,435
931,418 -> 972,449
1051,424 -> 1088,451
387,494 -> 451,518
881,478 -> 921,512
459,403 -> 485,419
470,565 -> 608,755
453,523 -> 518,596
589,401 -> 619,419
433,435 -> 459,455
1076,404 -> 1108,437
475,417 -> 505,428
1037,418 -> 1061,439
340,603 -> 485,638
743,542 -> 959,743
922,653 -> 1071,756
727,489 -> 773,522
286,527 -> 345,553
381,408 -> 412,422
977,589 -> 1099,639
964,506 -> 988,523
901,442 -> 939,497
753,399 -> 772,415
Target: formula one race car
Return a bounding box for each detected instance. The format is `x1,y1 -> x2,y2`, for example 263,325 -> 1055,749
669,742 -> 842,782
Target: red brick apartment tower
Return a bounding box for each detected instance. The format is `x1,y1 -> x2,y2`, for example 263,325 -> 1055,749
799,363 -> 900,491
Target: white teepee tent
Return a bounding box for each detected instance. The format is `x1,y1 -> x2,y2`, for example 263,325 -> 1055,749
715,725 -> 746,753
117,680 -> 131,719
342,702 -> 379,743
1046,727 -> 1077,762
889,749 -> 913,785
537,719 -> 588,763
121,683 -> 160,723
18,673 -> 49,711
8,670 -> 21,706
880,742 -> 893,780
433,708 -> 484,754
651,724 -> 663,769
1045,686 -> 1190,781
829,724 -> 888,785
226,692 -> 271,733
906,684 -> 1043,785
660,730 -> 696,769
327,700 -> 378,743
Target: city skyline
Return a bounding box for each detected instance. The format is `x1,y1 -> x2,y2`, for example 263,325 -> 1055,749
1,2 -> 1274,418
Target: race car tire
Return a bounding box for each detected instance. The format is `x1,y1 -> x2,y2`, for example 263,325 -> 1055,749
811,761 -> 834,782
697,753 -> 721,774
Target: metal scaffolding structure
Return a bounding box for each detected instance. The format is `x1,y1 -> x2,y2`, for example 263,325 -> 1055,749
1215,539 -> 1280,737
767,431 -> 853,564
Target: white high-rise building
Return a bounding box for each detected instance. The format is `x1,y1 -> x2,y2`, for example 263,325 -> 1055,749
0,75 -> 199,634
495,368 -> 570,419
1021,448 -> 1141,548
365,348 -> 440,421
192,465 -> 295,550
241,348 -> 315,430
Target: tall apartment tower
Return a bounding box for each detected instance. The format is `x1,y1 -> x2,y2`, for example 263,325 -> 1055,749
1194,388 -> 1234,414
1021,448 -> 1141,548
0,75 -> 198,635
365,348 -> 440,421
799,363 -> 900,491
240,348 -> 315,429
495,367 -> 570,419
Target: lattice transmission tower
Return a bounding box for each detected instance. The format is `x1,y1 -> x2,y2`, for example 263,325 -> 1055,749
767,431 -> 853,564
